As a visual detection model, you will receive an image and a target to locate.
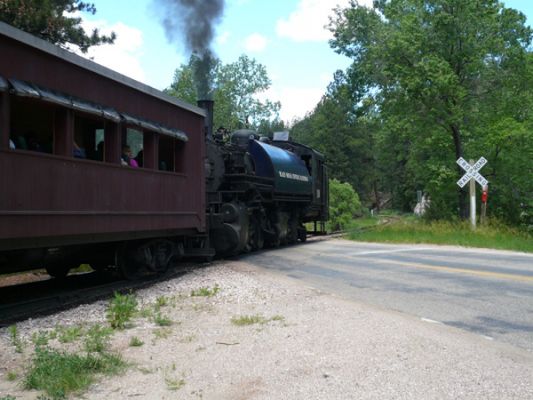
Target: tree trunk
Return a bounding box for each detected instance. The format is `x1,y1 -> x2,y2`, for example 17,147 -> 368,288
451,124 -> 467,218
373,181 -> 381,212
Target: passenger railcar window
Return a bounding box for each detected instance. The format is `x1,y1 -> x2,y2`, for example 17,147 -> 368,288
126,128 -> 143,167
10,96 -> 54,153
159,135 -> 174,172
74,115 -> 105,160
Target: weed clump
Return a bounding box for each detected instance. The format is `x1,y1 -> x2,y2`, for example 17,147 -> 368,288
154,313 -> 173,327
191,285 -> 220,297
57,325 -> 84,343
24,347 -> 125,399
129,336 -> 144,347
107,292 -> 138,329
231,314 -> 285,326
8,325 -> 24,353
84,324 -> 113,353
165,376 -> 185,391
231,314 -> 266,326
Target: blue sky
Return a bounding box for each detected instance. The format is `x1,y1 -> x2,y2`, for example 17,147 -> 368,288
80,0 -> 533,123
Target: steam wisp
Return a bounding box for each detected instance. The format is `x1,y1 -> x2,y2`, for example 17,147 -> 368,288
156,0 -> 225,98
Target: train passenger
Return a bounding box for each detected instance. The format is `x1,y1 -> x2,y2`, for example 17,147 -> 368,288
121,145 -> 131,166
73,141 -> 86,159
121,145 -> 138,167
95,141 -> 104,161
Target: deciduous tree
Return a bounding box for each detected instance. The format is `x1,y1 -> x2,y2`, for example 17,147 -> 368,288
0,0 -> 115,52
329,0 -> 532,218
166,54 -> 280,132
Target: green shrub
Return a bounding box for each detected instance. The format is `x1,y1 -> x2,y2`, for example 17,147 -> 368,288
327,179 -> 362,231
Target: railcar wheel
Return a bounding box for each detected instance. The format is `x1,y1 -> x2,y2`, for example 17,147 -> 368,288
141,240 -> 176,274
116,244 -> 143,280
45,265 -> 71,279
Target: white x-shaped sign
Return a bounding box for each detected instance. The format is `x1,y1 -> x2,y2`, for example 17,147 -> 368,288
456,157 -> 488,188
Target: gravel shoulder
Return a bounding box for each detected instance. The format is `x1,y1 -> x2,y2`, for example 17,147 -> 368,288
1,260 -> 532,400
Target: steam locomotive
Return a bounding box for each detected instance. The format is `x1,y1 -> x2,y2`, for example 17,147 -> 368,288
201,100 -> 328,257
0,22 -> 328,279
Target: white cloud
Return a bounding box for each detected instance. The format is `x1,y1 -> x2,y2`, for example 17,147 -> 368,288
276,0 -> 372,42
75,19 -> 146,83
244,33 -> 269,52
217,31 -> 231,45
260,86 -> 325,122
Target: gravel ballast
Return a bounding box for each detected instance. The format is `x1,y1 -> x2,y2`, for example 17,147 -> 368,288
1,261 -> 532,399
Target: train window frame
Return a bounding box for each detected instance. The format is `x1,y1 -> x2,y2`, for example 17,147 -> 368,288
73,111 -> 106,161
121,117 -> 188,175
9,95 -> 55,155
4,77 -> 189,175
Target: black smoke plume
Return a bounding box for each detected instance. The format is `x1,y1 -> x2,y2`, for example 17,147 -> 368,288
156,0 -> 225,99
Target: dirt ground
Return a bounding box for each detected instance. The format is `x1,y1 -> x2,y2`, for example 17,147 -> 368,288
1,261 -> 533,400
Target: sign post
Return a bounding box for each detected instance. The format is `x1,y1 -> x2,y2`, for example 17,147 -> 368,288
456,156 -> 488,228
480,185 -> 488,225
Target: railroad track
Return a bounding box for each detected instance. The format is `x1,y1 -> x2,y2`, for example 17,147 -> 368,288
0,234 -> 344,326
0,262 -> 203,327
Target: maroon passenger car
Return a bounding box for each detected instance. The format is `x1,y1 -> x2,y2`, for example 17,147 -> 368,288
0,22 -> 207,277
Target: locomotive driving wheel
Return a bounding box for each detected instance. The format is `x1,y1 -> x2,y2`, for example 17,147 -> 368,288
249,216 -> 265,251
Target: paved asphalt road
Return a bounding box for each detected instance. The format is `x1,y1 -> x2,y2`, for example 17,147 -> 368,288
241,239 -> 533,352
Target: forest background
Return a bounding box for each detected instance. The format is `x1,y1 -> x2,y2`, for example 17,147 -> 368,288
1,0 -> 532,231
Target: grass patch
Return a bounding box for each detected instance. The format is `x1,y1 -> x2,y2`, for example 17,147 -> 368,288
191,285 -> 220,297
230,314 -> 285,326
153,327 -> 172,340
84,325 -> 113,353
1,396 -> 16,400
165,376 -> 185,391
6,371 -> 18,381
139,306 -> 154,319
57,325 -> 84,343
32,331 -> 51,347
129,336 -> 144,347
155,296 -> 170,309
107,292 -> 138,329
154,313 -> 173,327
348,217 -> 533,253
8,325 -> 24,353
231,314 -> 266,326
24,347 -> 126,399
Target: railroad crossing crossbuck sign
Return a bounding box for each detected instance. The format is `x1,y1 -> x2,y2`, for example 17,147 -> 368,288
456,157 -> 488,188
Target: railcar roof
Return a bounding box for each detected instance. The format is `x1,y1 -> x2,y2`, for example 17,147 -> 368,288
0,22 -> 206,118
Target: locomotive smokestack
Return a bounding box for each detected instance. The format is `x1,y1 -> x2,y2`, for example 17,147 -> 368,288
198,100 -> 214,139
